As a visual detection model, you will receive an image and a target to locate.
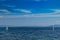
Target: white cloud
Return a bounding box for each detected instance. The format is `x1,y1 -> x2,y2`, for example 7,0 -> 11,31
14,9 -> 32,13
20,9 -> 32,13
0,16 -> 4,18
1,14 -> 60,19
50,9 -> 60,14
22,14 -> 60,17
1,9 -> 60,26
0,9 -> 60,18
0,9 -> 11,14
0,9 -> 9,13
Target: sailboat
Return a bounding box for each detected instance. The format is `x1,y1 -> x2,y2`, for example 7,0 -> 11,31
6,26 -> 8,32
0,26 -> 8,34
53,25 -> 54,31
5,26 -> 9,35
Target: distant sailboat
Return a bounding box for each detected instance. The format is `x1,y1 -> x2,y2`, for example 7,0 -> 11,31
0,26 -> 8,34
6,26 -> 8,32
53,25 -> 54,31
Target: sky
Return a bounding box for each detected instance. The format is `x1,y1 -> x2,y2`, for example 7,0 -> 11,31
0,0 -> 60,26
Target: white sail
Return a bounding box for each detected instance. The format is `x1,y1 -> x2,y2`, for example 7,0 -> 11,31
6,26 -> 8,31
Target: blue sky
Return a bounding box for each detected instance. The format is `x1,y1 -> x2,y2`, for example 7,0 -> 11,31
0,0 -> 60,26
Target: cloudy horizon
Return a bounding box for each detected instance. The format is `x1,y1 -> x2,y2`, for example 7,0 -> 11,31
0,0 -> 60,26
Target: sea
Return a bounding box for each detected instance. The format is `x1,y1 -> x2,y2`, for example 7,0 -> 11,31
0,27 -> 60,40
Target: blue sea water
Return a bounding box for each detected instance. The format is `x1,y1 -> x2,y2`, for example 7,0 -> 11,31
0,27 -> 60,40
0,27 -> 59,32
